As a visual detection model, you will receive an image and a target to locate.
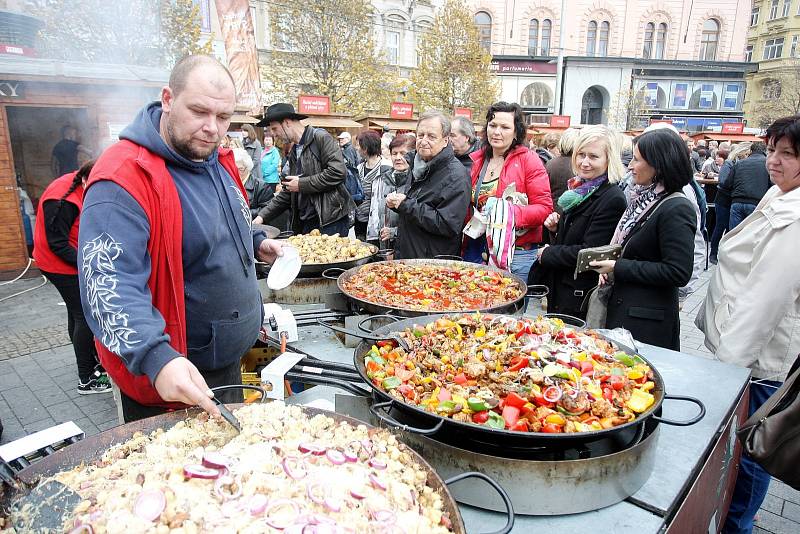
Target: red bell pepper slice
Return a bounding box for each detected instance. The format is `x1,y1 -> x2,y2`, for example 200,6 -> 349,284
471,411 -> 489,424
501,405 -> 521,429
609,375 -> 625,391
542,423 -> 562,433
503,392 -> 528,410
602,387 -> 614,402
438,388 -> 452,402
453,373 -> 468,385
531,393 -> 554,408
510,419 -> 529,432
508,356 -> 529,372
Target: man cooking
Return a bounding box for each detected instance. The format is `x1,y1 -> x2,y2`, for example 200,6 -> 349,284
78,55 -> 284,422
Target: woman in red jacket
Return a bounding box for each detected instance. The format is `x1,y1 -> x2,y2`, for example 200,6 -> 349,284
464,102 -> 553,279
33,160 -> 110,395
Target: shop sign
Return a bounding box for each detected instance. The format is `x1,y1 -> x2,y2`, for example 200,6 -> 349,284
550,115 -> 570,127
489,60 -> 557,74
0,81 -> 23,98
721,122 -> 744,134
649,119 -> 673,125
390,102 -> 414,119
298,95 -> 330,115
453,107 -> 472,119
0,44 -> 35,57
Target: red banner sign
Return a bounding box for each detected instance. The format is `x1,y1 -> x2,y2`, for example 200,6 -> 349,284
453,107 -> 473,119
298,95 -> 331,115
550,115 -> 571,128
721,122 -> 745,134
649,119 -> 673,125
0,44 -> 35,57
390,102 -> 414,119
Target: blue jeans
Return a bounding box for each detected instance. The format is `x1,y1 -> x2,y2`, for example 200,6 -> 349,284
511,248 -> 539,280
723,380 -> 782,534
710,203 -> 730,259
729,203 -> 757,231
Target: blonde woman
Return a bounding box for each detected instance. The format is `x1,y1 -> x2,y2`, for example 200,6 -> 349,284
529,125 -> 627,318
709,142 -> 752,264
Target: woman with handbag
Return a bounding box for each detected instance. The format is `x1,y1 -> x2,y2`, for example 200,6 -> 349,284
590,128 -> 696,350
529,125 -> 627,319
696,115 -> 800,534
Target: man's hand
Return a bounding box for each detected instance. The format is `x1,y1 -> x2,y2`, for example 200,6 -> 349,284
386,193 -> 406,210
257,239 -> 284,264
154,357 -> 220,418
252,215 -> 264,225
537,244 -> 549,261
379,227 -> 394,241
281,175 -> 300,193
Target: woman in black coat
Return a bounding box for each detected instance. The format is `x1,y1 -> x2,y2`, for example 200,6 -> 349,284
530,125 -> 627,318
590,128 -> 696,350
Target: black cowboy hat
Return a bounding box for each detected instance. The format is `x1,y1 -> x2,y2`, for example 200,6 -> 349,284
256,103 -> 308,126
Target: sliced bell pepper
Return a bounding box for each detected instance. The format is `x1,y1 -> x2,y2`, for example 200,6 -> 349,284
438,388 -> 452,402
508,356 -> 529,372
510,419 -> 529,432
542,423 -> 562,433
626,389 -> 655,413
397,384 -> 416,401
501,405 -> 521,428
453,373 -> 468,385
382,376 -> 401,390
613,352 -> 637,367
472,411 -> 490,424
608,375 -> 625,391
486,411 -> 506,429
503,392 -> 528,409
545,413 -> 566,426
437,400 -> 458,414
626,369 -> 645,381
467,397 -> 490,412
531,392 -> 554,408
376,340 -> 394,348
602,387 -> 614,402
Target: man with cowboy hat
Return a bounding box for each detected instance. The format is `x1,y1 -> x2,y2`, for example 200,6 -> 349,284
253,103 -> 354,236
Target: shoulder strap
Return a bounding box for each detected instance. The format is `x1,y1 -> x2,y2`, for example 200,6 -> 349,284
624,192 -> 684,245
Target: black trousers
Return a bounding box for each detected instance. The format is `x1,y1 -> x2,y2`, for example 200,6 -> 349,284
43,271 -> 98,383
120,358 -> 244,423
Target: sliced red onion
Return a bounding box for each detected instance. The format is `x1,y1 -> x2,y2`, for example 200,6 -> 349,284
369,473 -> 387,491
298,442 -> 326,456
309,513 -> 337,525
249,494 -> 268,516
370,509 -> 396,523
133,489 -> 165,522
202,451 -> 233,470
214,474 -> 242,501
326,449 -> 346,465
368,458 -> 387,470
324,496 -> 342,513
349,485 -> 367,500
360,439 -> 373,455
343,449 -> 359,463
264,498 -> 301,530
307,482 -> 327,505
69,525 -> 94,534
282,456 -> 308,480
183,464 -> 220,480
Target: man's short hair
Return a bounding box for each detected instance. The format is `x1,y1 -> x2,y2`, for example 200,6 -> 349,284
418,110 -> 451,137
451,116 -> 476,144
750,141 -> 767,155
169,55 -> 235,97
61,125 -> 76,137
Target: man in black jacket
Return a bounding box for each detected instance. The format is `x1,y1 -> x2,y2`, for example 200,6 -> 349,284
728,142 -> 772,230
386,111 -> 470,259
338,132 -> 360,176
254,103 -> 354,235
450,116 -> 479,174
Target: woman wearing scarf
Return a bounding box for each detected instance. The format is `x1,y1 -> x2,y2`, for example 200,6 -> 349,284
529,125 -> 627,318
367,134 -> 415,250
354,130 -> 392,241
590,128 -> 696,350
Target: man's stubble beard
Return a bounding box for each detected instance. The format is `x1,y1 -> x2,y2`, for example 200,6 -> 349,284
166,116 -> 217,161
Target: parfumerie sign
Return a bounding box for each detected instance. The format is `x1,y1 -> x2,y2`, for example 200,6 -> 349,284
0,81 -> 23,98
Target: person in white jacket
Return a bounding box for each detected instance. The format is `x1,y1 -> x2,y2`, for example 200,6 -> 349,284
696,114 -> 800,534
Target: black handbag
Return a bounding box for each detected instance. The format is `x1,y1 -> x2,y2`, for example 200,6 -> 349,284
736,362 -> 800,490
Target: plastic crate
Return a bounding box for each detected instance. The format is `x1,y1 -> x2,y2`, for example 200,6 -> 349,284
240,346 -> 280,386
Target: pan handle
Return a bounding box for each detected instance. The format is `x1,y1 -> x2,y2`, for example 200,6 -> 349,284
434,254 -> 463,261
210,384 -> 268,403
369,400 -> 444,435
357,314 -> 402,334
444,471 -> 515,534
318,319 -> 386,343
526,284 -> 549,299
651,394 -> 706,426
276,230 -> 294,239
321,267 -> 346,280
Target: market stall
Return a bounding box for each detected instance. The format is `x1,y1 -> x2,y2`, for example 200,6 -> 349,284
355,113 -> 419,133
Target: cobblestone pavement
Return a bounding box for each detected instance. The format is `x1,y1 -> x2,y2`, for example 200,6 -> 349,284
0,267 -> 798,532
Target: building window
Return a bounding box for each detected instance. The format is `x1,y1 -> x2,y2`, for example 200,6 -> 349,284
769,0 -> 779,20
541,19 -> 552,55
598,21 -> 610,56
792,35 -> 799,56
763,79 -> 782,100
199,0 -> 211,33
520,82 -> 553,108
745,44 -> 753,62
475,11 -> 492,52
699,19 -> 720,60
655,23 -> 667,59
386,30 -> 400,65
643,22 -> 654,58
783,0 -> 792,18
587,21 -> 597,55
763,37 -> 785,59
528,19 -> 539,55
751,6 -> 759,26
273,13 -> 294,51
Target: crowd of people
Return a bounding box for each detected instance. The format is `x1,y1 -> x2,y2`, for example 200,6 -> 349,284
28,55 -> 800,534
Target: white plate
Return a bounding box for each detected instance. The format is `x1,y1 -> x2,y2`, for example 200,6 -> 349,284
267,246 -> 302,290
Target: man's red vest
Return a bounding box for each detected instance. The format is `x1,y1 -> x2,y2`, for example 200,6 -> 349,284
87,140 -> 246,408
32,173 -> 83,275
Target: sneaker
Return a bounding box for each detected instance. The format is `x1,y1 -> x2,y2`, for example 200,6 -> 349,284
78,377 -> 112,395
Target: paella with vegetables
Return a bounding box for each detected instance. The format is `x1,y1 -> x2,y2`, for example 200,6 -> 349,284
9,404 -> 454,534
341,263 -> 524,312
285,230 -> 374,264
364,314 -> 657,434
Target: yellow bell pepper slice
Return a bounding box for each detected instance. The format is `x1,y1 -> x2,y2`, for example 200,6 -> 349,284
626,389 -> 655,413
642,381 -> 655,392
627,369 -> 645,381
545,413 -> 566,426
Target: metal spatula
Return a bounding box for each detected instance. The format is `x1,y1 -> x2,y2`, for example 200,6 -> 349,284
9,479 -> 82,532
